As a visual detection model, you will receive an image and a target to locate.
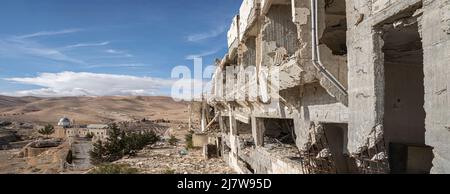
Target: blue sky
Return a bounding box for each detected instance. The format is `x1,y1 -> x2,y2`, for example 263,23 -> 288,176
0,0 -> 241,97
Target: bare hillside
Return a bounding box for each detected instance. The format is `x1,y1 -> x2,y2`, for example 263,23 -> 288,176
0,95 -> 188,125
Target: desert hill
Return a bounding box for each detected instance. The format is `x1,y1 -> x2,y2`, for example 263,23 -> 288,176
0,95 -> 188,125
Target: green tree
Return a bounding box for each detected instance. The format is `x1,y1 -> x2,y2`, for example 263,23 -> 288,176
123,131 -> 160,156
168,135 -> 179,146
89,140 -> 106,165
122,133 -> 141,156
38,124 -> 55,138
103,123 -> 125,162
89,124 -> 161,164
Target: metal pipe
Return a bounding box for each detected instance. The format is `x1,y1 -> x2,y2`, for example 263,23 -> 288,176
310,0 -> 348,96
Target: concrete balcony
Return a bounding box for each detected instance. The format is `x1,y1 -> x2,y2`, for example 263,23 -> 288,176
239,0 -> 260,42
210,59 -> 303,106
261,0 -> 292,15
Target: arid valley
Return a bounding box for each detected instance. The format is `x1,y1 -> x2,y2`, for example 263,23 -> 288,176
0,95 -> 232,174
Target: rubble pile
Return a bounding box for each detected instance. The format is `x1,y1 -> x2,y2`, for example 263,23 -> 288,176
115,145 -> 235,174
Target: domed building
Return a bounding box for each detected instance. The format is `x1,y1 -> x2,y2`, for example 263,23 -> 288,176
57,117 -> 71,128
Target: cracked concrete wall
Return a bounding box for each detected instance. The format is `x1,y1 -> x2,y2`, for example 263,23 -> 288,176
421,0 -> 450,174
283,0 -> 350,151
320,45 -> 349,89
239,147 -> 303,174
237,38 -> 257,103
220,0 -> 352,172
292,0 -> 317,83
291,0 -> 349,89
292,83 -> 349,149
347,0 -> 450,173
213,0 -> 450,174
261,4 -> 299,68
346,0 -> 422,154
241,37 -> 257,68
319,0 -> 348,89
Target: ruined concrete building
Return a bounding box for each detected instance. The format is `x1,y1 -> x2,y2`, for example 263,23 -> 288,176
205,0 -> 450,174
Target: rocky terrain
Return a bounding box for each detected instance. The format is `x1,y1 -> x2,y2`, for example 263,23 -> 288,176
115,145 -> 234,174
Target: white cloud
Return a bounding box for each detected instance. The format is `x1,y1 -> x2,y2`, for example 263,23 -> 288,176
84,63 -> 148,69
106,49 -> 122,54
0,39 -> 86,65
64,41 -> 110,49
3,71 -> 211,99
15,29 -> 82,39
185,47 -> 222,60
0,29 -> 93,64
186,25 -> 226,42
105,49 -> 133,57
4,71 -> 175,97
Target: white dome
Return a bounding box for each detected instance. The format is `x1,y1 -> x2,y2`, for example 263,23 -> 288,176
58,117 -> 71,127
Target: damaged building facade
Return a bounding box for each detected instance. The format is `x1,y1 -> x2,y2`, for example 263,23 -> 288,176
205,0 -> 450,174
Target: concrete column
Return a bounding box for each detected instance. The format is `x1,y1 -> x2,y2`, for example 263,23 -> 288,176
219,114 -> 225,133
252,116 -> 265,146
201,107 -> 206,132
292,115 -> 303,149
229,109 -> 237,135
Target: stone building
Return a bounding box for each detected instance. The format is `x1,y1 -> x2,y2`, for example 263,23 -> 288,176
66,124 -> 109,142
54,117 -> 109,142
206,0 -> 450,174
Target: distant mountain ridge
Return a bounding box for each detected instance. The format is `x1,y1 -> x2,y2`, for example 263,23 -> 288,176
0,95 -> 188,125
0,95 -> 42,107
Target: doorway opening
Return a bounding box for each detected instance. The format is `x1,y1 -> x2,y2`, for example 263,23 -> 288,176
380,6 -> 433,174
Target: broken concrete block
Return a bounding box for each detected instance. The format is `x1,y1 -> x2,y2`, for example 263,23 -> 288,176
192,133 -> 209,148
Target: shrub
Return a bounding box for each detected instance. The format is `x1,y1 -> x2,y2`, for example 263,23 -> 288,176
38,124 -> 55,138
85,132 -> 94,139
168,135 -> 179,146
90,164 -> 139,174
163,168 -> 176,174
185,130 -> 194,149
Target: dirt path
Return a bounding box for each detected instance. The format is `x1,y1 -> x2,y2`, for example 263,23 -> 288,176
70,138 -> 93,171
